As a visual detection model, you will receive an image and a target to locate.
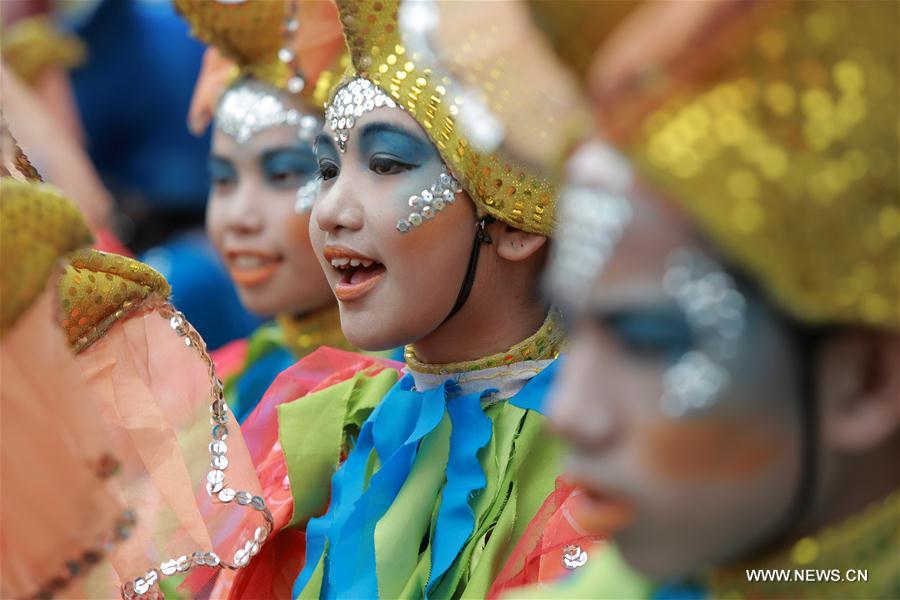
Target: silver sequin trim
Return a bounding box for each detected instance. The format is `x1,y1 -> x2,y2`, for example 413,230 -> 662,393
121,307 -> 273,599
216,80 -> 320,145
545,185 -> 633,310
325,77 -> 399,151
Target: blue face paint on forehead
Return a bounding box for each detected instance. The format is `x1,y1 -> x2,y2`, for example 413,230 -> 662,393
357,122 -> 436,165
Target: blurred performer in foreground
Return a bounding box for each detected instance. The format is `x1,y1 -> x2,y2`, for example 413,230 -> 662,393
533,0 -> 899,597
175,0 -> 354,423
0,124 -> 272,599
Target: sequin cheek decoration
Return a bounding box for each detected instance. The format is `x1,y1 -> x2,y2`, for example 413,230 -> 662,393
294,177 -> 321,214
396,166 -> 463,233
544,184 -> 633,312
293,113 -> 323,214
659,250 -> 748,418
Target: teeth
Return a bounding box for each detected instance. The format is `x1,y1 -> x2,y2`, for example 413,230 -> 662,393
329,256 -> 379,270
234,255 -> 264,269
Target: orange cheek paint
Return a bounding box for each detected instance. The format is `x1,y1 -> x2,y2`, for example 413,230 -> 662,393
286,211 -> 312,245
642,419 -> 787,481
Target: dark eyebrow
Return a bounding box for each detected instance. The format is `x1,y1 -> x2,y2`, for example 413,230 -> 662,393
314,133 -> 338,157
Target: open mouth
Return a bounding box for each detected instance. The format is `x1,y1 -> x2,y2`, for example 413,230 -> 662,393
567,479 -> 637,535
324,246 -> 386,302
226,251 -> 282,287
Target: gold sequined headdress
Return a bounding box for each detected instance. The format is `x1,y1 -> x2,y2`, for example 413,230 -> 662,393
176,0 -> 346,134
327,0 -> 588,235
573,0 -> 899,331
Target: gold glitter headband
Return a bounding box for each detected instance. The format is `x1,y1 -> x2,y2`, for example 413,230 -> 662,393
327,0 -> 580,236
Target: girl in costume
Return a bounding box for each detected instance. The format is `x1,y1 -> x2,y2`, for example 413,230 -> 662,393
0,125 -> 274,598
530,1 -> 899,597
175,0 -> 355,423
208,0 -> 598,597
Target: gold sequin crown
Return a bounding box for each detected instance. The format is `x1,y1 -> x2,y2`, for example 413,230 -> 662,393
0,177 -> 92,335
176,0 -> 346,110
174,0 -> 290,90
589,0 -> 900,331
332,0 -> 569,235
60,249 -> 171,352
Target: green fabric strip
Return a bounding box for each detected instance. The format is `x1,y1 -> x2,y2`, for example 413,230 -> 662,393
375,415 -> 451,599
279,369 -> 398,527
223,321 -> 283,408
434,408 -> 564,598
284,371 -> 564,598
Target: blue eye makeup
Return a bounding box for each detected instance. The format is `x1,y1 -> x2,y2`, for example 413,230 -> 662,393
208,156 -> 237,187
358,122 -> 435,176
260,147 -> 317,189
597,307 -> 696,362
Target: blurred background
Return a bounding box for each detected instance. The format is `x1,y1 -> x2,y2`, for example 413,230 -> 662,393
1,0 -> 263,349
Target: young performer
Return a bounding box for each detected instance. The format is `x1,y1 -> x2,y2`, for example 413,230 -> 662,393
176,0 -> 354,422
213,0 -> 591,597
537,1 -> 899,597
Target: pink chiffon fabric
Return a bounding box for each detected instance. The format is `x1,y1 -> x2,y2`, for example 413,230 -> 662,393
189,347 -> 403,598
75,302 -> 270,594
1,288 -> 122,598
1,276 -> 270,597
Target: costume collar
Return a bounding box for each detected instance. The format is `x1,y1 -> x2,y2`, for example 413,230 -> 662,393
403,309 -> 563,400
403,309 -> 564,376
277,304 -> 353,358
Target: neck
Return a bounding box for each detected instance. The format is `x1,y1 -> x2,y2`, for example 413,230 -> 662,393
412,296 -> 548,367
410,251 -> 548,365
277,303 -> 353,357
709,438 -> 900,598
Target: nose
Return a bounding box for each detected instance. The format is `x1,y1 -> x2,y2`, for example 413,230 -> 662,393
225,178 -> 264,234
313,174 -> 364,235
548,344 -> 621,451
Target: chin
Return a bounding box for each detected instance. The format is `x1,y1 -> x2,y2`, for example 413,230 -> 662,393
339,311 -> 412,352
617,533 -> 700,583
238,295 -> 276,319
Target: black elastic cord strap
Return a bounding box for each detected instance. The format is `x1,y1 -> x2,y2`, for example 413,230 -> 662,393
441,216 -> 495,325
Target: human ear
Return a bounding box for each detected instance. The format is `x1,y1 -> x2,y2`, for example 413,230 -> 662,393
818,330 -> 900,454
492,223 -> 547,262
